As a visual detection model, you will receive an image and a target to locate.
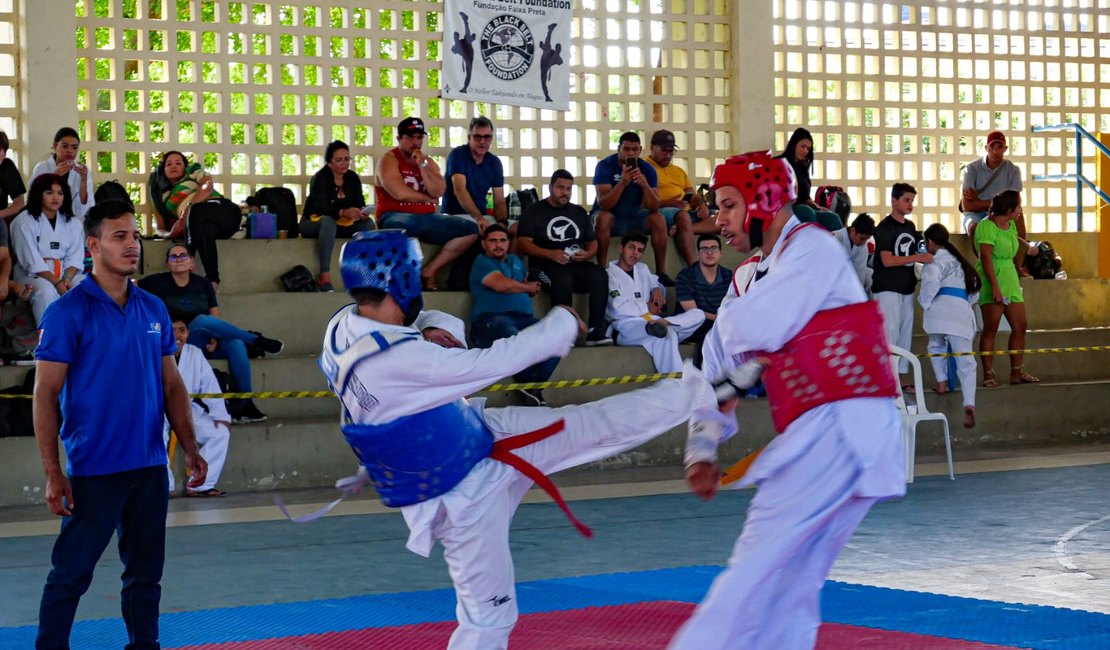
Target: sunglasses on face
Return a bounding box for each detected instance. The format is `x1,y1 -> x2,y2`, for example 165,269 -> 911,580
168,253 -> 191,262
470,134 -> 494,142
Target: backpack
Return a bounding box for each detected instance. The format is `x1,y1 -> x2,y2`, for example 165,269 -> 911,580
0,368 -> 35,438
0,300 -> 38,360
815,185 -> 852,222
1023,241 -> 1065,280
281,265 -> 318,292
95,180 -> 135,210
252,187 -> 299,237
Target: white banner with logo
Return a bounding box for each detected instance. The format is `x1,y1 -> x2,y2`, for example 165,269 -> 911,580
442,0 -> 572,111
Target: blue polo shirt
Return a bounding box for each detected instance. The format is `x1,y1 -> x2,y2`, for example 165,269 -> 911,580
469,253 -> 534,321
35,276 -> 175,476
442,145 -> 505,215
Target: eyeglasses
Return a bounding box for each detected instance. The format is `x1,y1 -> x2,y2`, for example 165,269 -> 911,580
470,134 -> 494,142
331,156 -> 352,163
168,253 -> 191,262
698,246 -> 721,253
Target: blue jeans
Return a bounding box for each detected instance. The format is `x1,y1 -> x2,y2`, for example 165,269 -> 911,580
37,466 -> 169,650
187,314 -> 256,391
470,312 -> 559,384
378,211 -> 478,245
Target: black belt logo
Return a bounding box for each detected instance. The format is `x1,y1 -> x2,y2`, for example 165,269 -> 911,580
481,15 -> 535,81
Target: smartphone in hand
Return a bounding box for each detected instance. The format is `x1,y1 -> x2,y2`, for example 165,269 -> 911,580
624,157 -> 638,169
682,192 -> 694,203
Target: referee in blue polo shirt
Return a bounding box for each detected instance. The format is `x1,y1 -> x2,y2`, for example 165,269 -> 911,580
33,199 -> 207,650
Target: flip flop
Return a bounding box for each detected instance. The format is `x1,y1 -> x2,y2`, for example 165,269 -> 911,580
421,275 -> 439,292
185,488 -> 226,498
982,370 -> 998,388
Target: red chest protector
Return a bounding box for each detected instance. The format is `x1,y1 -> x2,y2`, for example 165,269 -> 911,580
755,224 -> 899,432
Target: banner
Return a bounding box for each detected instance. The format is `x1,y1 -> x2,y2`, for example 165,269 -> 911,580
442,0 -> 572,111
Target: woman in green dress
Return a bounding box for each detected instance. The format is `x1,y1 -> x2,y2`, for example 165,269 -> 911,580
975,189 -> 1038,388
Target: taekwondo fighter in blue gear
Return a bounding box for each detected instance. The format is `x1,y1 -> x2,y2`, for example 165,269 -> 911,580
319,230 -> 698,650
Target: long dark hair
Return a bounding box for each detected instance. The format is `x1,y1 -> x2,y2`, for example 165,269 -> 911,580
989,189 -> 1021,217
26,173 -> 75,221
158,150 -> 188,180
780,127 -> 814,171
924,223 -> 981,295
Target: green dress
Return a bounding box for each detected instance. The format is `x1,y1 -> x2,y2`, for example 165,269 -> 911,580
974,218 -> 1022,305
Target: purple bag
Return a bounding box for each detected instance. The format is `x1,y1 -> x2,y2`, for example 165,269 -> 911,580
247,212 -> 277,239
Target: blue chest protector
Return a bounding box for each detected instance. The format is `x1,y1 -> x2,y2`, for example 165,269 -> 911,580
320,313 -> 494,508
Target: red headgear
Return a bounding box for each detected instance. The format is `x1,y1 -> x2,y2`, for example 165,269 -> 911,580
709,151 -> 797,233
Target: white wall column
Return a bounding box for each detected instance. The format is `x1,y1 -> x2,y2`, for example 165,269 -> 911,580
20,0 -> 78,171
731,0 -> 775,153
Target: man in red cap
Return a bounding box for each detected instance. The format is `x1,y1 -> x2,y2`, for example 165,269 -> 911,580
669,151 -> 906,650
961,130 -> 1025,252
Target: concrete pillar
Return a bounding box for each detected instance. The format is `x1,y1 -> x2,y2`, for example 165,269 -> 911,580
731,0 -> 775,153
20,0 -> 79,172
1098,133 -> 1110,278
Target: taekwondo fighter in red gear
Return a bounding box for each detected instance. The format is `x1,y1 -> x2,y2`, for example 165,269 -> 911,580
319,230 -> 698,650
669,151 -> 907,650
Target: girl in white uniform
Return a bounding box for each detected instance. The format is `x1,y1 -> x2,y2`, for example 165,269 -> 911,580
29,127 -> 95,220
919,223 -> 981,428
11,174 -> 86,324
164,318 -> 232,496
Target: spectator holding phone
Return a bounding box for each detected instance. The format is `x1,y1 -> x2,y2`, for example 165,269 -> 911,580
30,127 -> 94,220
592,132 -> 675,285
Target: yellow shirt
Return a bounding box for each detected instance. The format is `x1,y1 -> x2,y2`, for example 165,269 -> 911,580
645,158 -> 692,203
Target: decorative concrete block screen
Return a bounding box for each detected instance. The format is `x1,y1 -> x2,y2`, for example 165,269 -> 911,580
74,0 -> 733,215
772,0 -> 1110,233
0,1 -> 18,162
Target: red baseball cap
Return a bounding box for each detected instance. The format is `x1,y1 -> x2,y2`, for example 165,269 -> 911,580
986,130 -> 1007,146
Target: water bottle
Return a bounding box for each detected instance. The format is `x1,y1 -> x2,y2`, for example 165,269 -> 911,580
508,191 -> 521,221
1055,270 -> 1068,280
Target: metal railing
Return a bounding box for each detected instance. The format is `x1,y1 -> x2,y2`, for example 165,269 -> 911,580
1031,123 -> 1110,232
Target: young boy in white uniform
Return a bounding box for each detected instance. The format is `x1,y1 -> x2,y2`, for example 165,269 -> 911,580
164,317 -> 231,496
669,151 -> 906,650
605,231 -> 704,373
320,229 -> 697,650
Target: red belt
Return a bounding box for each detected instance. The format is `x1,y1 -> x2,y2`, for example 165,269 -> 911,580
490,419 -> 593,538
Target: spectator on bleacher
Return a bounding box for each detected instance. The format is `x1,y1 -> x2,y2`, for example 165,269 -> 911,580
30,127 -> 94,220
675,234 -> 733,354
138,244 -> 283,424
919,224 -> 981,428
0,214 -> 35,362
606,231 -> 704,373
777,127 -> 820,212
468,224 -> 556,406
976,190 -> 1038,388
156,151 -> 242,290
165,316 -> 231,497
873,182 -> 931,389
443,116 -> 507,232
645,129 -> 712,262
300,140 -> 375,292
961,130 -> 1025,255
0,131 -> 27,224
832,213 -> 876,294
375,116 -> 479,291
592,132 -> 674,285
11,174 -> 85,325
517,169 -> 612,347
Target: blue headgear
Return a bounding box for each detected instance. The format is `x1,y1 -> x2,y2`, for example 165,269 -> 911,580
340,230 -> 424,324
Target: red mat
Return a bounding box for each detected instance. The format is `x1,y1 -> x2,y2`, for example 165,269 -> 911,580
171,601 -> 1020,649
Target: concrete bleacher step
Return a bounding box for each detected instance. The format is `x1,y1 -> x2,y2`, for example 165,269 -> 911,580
4,378 -> 1106,505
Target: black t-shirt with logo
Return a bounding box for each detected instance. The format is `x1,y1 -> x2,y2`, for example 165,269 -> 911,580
872,215 -> 921,295
517,199 -> 595,252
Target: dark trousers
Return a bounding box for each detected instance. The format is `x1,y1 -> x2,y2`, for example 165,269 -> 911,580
529,258 -> 609,330
37,466 -> 169,650
187,199 -> 242,284
470,311 -> 560,383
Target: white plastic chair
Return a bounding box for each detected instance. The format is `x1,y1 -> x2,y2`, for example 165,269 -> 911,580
889,344 -> 954,483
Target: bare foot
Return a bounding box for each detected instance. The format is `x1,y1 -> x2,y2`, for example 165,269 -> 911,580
964,406 -> 976,428
933,381 -> 949,395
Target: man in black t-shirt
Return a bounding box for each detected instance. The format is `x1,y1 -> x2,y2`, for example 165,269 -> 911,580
0,131 -> 27,223
516,169 -> 612,346
873,182 -> 932,384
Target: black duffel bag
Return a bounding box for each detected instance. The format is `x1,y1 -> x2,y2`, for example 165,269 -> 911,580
281,265 -> 318,292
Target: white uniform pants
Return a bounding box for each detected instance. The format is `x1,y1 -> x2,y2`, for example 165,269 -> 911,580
668,429 -> 879,650
438,380 -> 693,650
611,310 -> 706,373
876,292 -> 914,374
21,272 -> 87,325
927,333 -> 977,408
163,417 -> 230,493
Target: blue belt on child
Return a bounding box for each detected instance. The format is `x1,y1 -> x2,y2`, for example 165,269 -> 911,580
937,287 -> 968,299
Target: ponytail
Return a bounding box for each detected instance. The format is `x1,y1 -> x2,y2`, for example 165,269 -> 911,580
924,223 -> 981,296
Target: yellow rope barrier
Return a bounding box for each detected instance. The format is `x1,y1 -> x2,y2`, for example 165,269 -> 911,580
1,346 -> 1106,400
